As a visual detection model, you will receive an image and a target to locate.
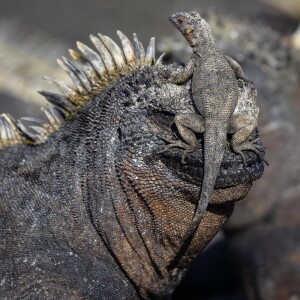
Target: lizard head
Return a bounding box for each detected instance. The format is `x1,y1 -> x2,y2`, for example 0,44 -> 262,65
169,11 -> 212,48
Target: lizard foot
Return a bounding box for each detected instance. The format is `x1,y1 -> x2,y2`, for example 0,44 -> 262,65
157,138 -> 194,164
232,139 -> 269,166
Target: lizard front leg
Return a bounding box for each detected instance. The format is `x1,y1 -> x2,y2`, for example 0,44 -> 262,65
158,113 -> 204,163
229,114 -> 266,164
160,59 -> 195,84
225,55 -> 245,79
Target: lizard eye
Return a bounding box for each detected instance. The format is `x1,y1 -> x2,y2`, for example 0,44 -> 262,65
177,16 -> 186,24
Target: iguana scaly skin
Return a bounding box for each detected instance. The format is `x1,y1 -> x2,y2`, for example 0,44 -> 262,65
0,13 -> 265,299
160,12 -> 266,240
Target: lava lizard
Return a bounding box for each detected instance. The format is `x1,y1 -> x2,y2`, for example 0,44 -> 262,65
160,11 -> 266,241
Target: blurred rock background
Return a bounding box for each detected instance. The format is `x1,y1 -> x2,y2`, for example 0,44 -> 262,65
0,0 -> 299,299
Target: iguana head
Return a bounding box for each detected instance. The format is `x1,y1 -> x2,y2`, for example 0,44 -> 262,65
169,11 -> 215,48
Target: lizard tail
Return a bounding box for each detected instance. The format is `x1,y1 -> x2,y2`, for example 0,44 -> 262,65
181,122 -> 228,243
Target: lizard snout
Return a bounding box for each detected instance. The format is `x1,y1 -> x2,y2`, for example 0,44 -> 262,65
169,12 -> 187,28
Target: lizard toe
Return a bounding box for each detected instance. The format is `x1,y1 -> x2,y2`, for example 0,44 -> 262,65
232,140 -> 268,166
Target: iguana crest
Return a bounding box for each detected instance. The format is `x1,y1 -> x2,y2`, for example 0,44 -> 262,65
0,31 -> 163,149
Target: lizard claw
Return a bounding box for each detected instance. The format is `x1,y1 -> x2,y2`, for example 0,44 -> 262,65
232,139 -> 269,166
238,151 -> 247,166
157,138 -> 193,164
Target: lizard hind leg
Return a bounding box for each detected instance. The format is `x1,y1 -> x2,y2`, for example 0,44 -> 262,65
232,138 -> 268,166
230,115 -> 268,165
158,113 -> 205,164
225,55 -> 245,79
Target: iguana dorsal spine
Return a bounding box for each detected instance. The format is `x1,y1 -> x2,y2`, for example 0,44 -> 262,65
0,31 -> 164,149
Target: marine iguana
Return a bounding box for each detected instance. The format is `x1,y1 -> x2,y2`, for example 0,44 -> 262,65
0,13 -> 265,299
159,11 -> 266,241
